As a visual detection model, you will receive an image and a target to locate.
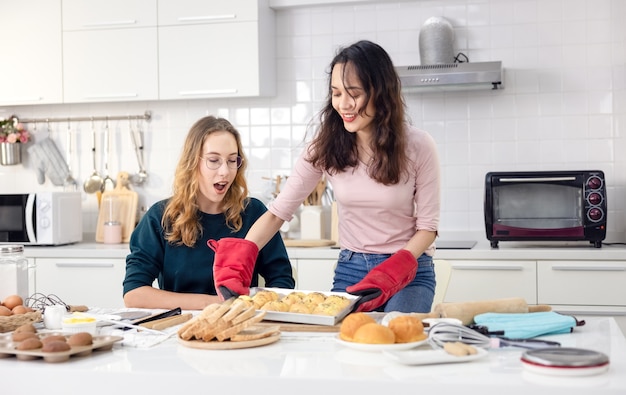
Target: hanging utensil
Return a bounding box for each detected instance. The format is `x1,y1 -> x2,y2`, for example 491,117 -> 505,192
101,118 -> 116,192
129,117 -> 148,185
27,122 -> 72,187
83,120 -> 104,194
64,120 -> 78,191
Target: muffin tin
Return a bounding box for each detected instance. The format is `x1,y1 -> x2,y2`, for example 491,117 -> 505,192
0,332 -> 123,363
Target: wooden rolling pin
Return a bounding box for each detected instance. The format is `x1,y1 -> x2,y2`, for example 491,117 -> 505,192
408,298 -> 552,326
140,313 -> 192,330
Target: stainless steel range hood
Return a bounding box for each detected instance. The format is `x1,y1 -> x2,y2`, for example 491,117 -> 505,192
396,61 -> 503,90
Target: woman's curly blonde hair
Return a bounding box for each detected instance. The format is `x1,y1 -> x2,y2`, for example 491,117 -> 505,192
162,116 -> 249,247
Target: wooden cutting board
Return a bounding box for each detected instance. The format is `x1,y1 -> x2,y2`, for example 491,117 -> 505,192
178,332 -> 281,350
283,239 -> 336,248
257,321 -> 340,332
96,172 -> 138,243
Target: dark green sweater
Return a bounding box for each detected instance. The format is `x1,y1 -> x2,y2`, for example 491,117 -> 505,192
123,197 -> 295,296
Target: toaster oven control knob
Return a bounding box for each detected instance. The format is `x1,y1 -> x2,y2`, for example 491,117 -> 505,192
587,208 -> 603,222
588,192 -> 602,205
587,176 -> 602,190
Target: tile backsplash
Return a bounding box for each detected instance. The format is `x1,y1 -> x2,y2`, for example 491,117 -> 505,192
1,0 -> 625,242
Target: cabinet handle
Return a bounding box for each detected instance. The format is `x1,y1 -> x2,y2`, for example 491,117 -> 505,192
83,93 -> 139,99
0,97 -> 43,103
82,20 -> 137,28
178,89 -> 238,96
55,263 -> 114,268
177,15 -> 237,23
452,265 -> 524,271
551,266 -> 626,272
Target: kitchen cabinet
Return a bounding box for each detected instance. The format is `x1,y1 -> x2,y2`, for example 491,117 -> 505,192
0,0 -> 63,105
61,0 -> 159,103
537,260 -> 626,312
444,260 -> 537,304
35,257 -> 126,309
157,0 -> 275,100
292,258 -> 336,291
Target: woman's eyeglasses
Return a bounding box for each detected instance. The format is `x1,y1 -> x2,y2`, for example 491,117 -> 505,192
201,155 -> 243,170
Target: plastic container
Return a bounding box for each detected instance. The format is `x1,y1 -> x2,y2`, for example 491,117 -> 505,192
0,245 -> 34,301
102,195 -> 122,244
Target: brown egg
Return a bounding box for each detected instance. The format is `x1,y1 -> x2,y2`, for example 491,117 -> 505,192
0,305 -> 12,316
2,295 -> 23,310
12,305 -> 28,315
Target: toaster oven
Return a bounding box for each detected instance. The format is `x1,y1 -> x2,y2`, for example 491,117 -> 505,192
484,170 -> 606,248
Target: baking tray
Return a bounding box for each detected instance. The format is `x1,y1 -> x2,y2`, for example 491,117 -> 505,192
0,332 -> 123,363
251,287 -> 358,326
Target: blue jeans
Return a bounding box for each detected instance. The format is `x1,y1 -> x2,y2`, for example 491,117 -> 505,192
332,250 -> 435,313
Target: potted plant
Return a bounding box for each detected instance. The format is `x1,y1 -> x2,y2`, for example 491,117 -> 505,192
0,115 -> 30,165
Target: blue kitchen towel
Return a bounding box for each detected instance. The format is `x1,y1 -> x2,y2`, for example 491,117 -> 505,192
473,311 -> 577,339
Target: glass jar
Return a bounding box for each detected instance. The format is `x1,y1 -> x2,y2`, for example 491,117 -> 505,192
0,245 -> 33,300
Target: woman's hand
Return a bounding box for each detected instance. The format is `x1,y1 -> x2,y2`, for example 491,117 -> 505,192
208,238 -> 259,300
346,249 -> 418,312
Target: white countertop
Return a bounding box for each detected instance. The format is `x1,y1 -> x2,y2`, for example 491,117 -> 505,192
1,316 -> 625,394
23,236 -> 626,261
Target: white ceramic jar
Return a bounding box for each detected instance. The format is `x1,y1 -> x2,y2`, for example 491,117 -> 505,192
300,205 -> 324,240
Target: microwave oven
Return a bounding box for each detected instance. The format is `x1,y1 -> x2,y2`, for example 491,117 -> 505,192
484,170 -> 606,248
0,192 -> 83,246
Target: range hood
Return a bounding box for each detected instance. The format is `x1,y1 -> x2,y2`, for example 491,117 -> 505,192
396,61 -> 503,91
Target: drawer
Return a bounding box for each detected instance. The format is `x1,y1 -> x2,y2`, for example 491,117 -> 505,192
445,260 -> 537,304
538,260 -> 626,307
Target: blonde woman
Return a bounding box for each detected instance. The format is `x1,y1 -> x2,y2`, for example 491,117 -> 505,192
123,116 -> 294,309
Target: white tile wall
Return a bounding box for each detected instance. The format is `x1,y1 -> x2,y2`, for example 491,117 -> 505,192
1,0 -> 625,242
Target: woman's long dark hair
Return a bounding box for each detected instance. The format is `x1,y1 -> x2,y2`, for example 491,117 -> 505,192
307,40 -> 408,185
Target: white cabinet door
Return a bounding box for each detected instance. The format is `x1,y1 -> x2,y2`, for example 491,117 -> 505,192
0,0 -> 63,105
445,260 -> 537,304
157,0 -> 275,100
295,259 -> 336,291
537,260 -> 626,307
35,258 -> 126,308
62,0 -> 157,30
61,0 -> 158,103
157,0 -> 260,25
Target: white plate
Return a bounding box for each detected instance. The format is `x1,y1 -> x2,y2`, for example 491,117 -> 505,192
383,347 -> 488,365
335,336 -> 428,352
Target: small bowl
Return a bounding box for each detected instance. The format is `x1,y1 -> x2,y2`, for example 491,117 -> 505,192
61,316 -> 97,335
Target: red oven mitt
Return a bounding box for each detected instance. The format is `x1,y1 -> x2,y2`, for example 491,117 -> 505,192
346,249 -> 418,312
208,238 -> 259,301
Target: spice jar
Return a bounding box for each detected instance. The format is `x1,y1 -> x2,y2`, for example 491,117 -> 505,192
0,245 -> 33,300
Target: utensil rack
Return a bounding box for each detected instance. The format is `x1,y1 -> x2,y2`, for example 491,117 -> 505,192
15,110 -> 152,125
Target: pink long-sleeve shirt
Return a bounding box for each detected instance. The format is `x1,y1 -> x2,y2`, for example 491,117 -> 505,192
269,124 -> 440,256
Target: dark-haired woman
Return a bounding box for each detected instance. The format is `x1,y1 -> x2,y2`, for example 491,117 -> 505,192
211,40 -> 440,313
123,116 -> 294,310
